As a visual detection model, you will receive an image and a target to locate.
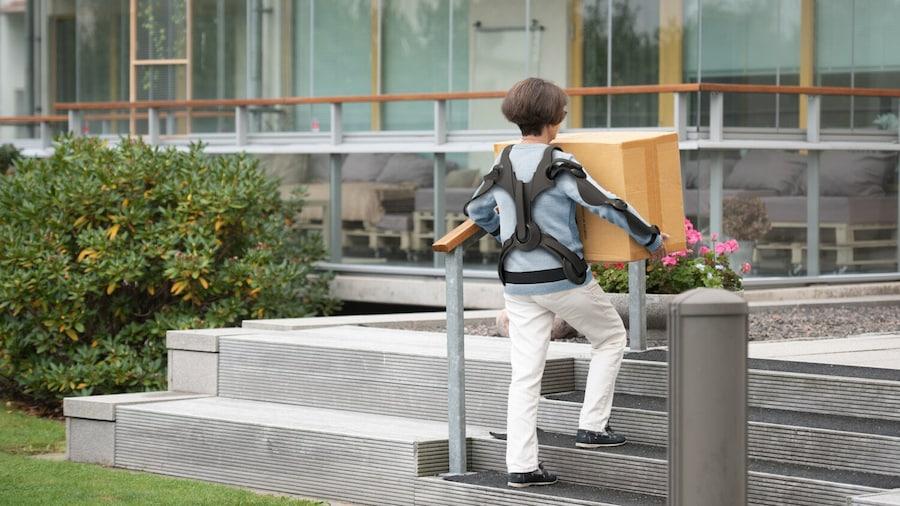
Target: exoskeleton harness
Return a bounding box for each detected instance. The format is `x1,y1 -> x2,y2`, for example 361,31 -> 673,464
466,145 -> 659,286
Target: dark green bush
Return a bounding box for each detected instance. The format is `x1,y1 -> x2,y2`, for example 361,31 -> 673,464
0,143 -> 21,175
0,136 -> 339,408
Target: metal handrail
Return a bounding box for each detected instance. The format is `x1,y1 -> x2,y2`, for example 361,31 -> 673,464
432,220 -> 486,475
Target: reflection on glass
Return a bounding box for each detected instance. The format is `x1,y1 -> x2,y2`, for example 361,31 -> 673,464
817,0 -> 900,130
382,0 -> 469,131
191,0 -> 245,133
293,0 -> 372,132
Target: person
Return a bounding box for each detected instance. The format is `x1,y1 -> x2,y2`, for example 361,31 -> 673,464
464,77 -> 668,488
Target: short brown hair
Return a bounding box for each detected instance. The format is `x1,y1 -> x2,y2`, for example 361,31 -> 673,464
501,78 -> 568,136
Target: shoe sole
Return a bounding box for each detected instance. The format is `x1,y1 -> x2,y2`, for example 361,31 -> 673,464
575,441 -> 627,448
507,479 -> 559,488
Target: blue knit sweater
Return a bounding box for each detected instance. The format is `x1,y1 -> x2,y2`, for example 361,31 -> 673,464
465,143 -> 663,296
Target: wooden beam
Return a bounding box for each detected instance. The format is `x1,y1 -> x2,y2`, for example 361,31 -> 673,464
433,219 -> 480,253
370,0 -> 381,131
658,0 -> 683,127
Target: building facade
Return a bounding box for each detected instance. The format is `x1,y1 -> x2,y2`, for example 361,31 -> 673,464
2,0 -> 899,284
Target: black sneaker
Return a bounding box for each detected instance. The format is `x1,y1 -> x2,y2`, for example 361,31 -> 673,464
507,462 -> 558,488
575,426 -> 627,448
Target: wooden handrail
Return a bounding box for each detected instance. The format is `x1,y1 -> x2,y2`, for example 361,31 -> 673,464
53,82 -> 900,113
0,115 -> 68,124
433,219 -> 482,253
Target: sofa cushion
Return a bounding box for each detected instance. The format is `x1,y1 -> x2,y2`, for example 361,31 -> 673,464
446,169 -> 481,188
799,151 -> 894,197
376,154 -> 434,187
342,153 -> 393,182
725,150 -> 805,195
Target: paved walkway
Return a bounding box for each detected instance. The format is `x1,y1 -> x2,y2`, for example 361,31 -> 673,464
749,333 -> 900,370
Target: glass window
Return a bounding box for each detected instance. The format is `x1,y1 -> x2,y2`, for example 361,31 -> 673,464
817,0 -> 900,130
191,0 -> 246,133
381,0 -> 469,131
687,0 -> 801,128
292,0 -> 372,132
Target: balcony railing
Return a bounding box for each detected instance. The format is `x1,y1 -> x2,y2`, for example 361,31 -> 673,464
2,83 -> 899,288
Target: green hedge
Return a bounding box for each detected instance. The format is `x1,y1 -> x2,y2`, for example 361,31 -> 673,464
0,137 -> 339,407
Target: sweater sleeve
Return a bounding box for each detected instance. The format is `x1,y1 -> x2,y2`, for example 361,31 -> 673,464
463,181 -> 501,243
555,156 -> 663,252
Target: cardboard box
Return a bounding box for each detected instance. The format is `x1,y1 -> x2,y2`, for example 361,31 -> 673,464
493,131 -> 686,262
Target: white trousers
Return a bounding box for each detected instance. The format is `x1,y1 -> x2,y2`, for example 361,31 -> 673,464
503,279 -> 627,473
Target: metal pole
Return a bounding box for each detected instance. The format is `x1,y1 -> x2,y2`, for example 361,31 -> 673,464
235,106 -> 248,146
673,92 -> 688,140
709,151 -> 724,239
330,103 -> 343,145
806,152 -> 820,276
328,153 -> 343,263
67,110 -> 82,137
445,246 -> 466,475
709,92 -> 724,142
148,108 -> 160,145
669,288 -> 748,506
433,153 -> 447,269
39,121 -> 51,149
628,259 -> 647,350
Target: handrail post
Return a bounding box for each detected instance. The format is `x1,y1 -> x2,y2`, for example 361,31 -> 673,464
628,259 -> 647,350
445,245 -> 466,475
709,92 -> 724,142
148,108 -> 160,145
434,99 -> 447,144
669,288 -> 748,506
433,153 -> 447,269
330,103 -> 343,145
39,121 -> 51,149
673,91 -> 688,140
806,95 -> 821,277
235,106 -> 248,146
433,220 -> 484,477
328,153 -> 343,262
67,110 -> 83,137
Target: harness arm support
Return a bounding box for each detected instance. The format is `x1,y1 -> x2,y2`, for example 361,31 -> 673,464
556,170 -> 663,252
463,180 -> 502,243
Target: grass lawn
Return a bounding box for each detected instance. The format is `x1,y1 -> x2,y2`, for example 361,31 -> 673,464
1,400 -> 326,505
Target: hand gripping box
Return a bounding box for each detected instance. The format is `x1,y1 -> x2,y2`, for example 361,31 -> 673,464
494,131 -> 687,262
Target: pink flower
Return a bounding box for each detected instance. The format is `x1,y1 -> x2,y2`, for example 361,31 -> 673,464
672,249 -> 689,257
686,228 -> 703,245
661,255 -> 678,267
724,239 -> 739,254
699,246 -> 711,255
741,262 -> 752,274
710,232 -> 719,242
684,219 -> 695,231
715,242 -> 727,255
614,263 -> 625,270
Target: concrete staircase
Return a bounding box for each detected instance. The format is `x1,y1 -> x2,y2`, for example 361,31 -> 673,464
65,322 -> 900,505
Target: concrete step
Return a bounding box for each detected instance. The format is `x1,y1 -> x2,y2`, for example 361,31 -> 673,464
468,432 -> 900,506
612,350 -> 900,421
214,326 -> 573,425
415,474 -> 666,506
537,392 -> 900,476
113,396 -> 490,506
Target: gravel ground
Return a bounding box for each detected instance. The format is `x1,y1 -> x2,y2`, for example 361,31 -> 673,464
366,304 -> 900,347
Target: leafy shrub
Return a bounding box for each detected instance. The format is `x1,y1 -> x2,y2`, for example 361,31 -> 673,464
0,136 -> 339,408
0,143 -> 21,175
593,219 -> 744,294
